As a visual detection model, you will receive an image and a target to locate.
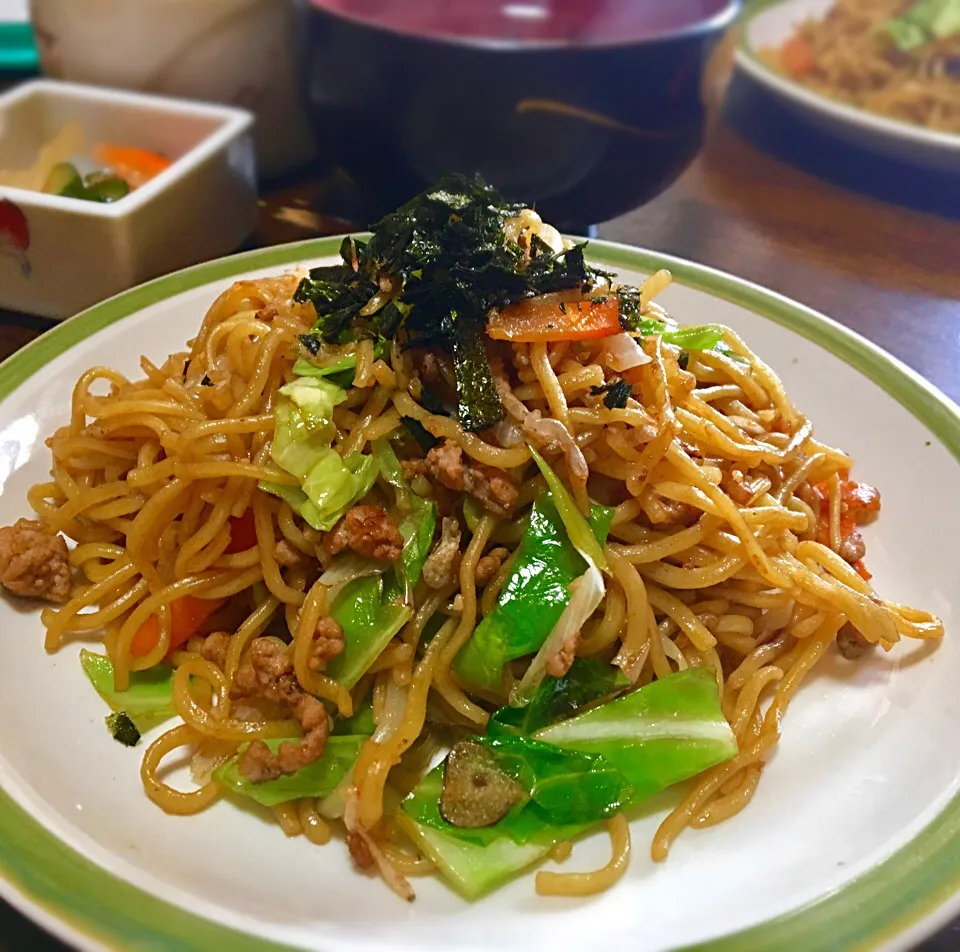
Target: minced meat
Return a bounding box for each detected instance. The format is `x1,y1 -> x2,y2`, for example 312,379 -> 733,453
323,505 -> 403,562
425,440 -> 518,517
0,518 -> 71,603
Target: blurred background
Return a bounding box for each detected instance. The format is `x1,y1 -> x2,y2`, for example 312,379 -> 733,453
0,0 -> 959,948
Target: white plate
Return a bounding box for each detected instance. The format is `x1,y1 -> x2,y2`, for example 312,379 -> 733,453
736,0 -> 960,171
0,237 -> 959,952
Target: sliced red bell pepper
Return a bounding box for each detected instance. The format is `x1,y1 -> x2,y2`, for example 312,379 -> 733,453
853,560 -> 873,582
224,509 -> 257,554
840,480 -> 881,514
810,474 -> 881,579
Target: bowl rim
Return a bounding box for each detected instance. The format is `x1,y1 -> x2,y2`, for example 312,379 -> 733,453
296,0 -> 741,52
0,79 -> 254,219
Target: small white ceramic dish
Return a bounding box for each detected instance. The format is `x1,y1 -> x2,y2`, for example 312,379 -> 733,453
0,237 -> 958,952
736,0 -> 960,171
29,0 -> 317,178
0,79 -> 256,319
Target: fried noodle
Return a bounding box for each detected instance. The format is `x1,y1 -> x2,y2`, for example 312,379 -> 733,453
24,253 -> 941,901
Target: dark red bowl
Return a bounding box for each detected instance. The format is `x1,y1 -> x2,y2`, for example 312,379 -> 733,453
294,1 -> 740,230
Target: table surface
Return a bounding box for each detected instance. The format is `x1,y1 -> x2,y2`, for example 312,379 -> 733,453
1,84 -> 959,950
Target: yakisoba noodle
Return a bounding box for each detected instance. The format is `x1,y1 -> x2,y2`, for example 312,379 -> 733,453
9,203 -> 942,903
767,0 -> 960,133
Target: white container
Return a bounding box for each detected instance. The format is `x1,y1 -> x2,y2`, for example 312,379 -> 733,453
0,79 -> 257,319
29,0 -> 317,178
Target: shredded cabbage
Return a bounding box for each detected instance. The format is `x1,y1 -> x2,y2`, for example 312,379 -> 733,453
277,376 -> 344,433
886,0 -> 960,49
527,446 -> 608,573
509,562 -> 605,706
261,375 -> 377,531
318,552 -> 385,603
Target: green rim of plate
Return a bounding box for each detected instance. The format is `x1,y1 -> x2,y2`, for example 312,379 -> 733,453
2,236 -> 959,952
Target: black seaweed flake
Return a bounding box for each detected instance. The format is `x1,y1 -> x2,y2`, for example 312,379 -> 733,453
590,378 -> 633,410
292,173 -> 611,432
298,333 -> 322,356
401,416 -> 439,453
419,386 -> 450,419
106,712 -> 140,747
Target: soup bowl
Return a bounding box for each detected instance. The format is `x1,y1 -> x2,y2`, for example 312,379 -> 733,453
294,0 -> 741,230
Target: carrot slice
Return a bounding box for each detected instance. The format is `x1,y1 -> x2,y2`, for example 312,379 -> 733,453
487,292 -> 621,343
130,595 -> 225,657
781,34 -> 815,79
95,144 -> 173,188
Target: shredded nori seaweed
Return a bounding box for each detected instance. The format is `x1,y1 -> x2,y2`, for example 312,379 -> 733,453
105,712 -> 141,747
590,379 -> 633,409
293,174 -> 607,432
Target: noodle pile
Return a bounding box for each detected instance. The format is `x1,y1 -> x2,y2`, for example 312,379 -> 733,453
767,0 -> 960,133
23,241 -> 942,901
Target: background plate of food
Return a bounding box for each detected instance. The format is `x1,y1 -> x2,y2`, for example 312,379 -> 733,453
0,178 -> 958,952
736,0 -> 960,170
